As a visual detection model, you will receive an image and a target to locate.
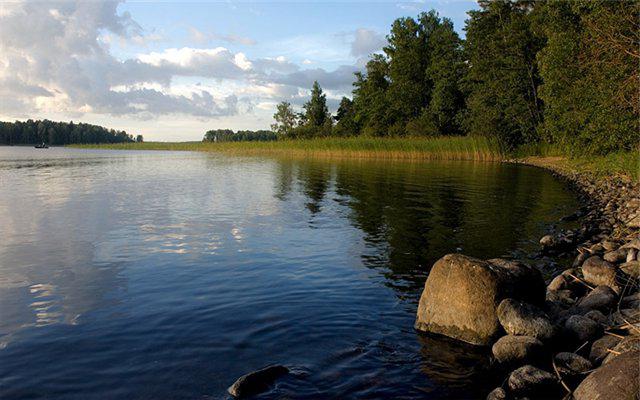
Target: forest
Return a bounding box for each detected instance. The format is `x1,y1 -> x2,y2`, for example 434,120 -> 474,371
203,129 -> 277,142
271,1 -> 638,155
0,119 -> 141,145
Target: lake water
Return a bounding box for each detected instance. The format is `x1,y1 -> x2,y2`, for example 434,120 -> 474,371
0,147 -> 579,399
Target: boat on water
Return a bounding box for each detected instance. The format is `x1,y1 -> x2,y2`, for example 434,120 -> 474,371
34,143 -> 49,149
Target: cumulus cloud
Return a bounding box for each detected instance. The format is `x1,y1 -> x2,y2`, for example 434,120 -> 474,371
0,0 -> 360,121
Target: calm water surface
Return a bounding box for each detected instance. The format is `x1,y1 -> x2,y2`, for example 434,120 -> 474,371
0,147 -> 579,399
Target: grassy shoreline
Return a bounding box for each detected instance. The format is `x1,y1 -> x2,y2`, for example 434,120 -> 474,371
69,137 -> 638,180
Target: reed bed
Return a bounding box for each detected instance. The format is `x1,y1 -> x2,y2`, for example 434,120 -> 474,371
71,136 -> 504,161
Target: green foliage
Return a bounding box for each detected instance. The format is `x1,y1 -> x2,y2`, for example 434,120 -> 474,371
535,0 -> 640,155
203,129 -> 277,142
0,119 -> 134,145
462,0 -> 544,150
302,81 -> 330,127
271,101 -> 297,137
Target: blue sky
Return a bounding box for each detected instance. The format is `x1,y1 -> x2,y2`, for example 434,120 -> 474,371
0,1 -> 478,141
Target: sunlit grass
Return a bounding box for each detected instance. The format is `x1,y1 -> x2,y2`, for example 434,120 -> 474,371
70,137 -> 639,180
70,136 -> 504,161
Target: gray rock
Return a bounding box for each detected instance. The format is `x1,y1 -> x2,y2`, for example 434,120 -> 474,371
621,292 -> 640,309
486,387 -> 507,400
497,299 -> 554,341
601,241 -> 617,252
576,286 -> 617,312
415,254 -> 545,345
620,260 -> 640,278
574,350 -> 640,400
603,248 -> 628,263
603,336 -> 640,364
564,315 -> 602,344
581,256 -> 620,293
584,310 -> 608,325
492,335 -> 545,366
507,365 -> 557,396
589,335 -> 622,365
553,352 -> 593,376
620,239 -> 640,251
227,365 -> 289,398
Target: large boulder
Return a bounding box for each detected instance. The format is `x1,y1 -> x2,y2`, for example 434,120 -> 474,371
573,350 -> 640,400
581,256 -> 620,293
491,335 -> 545,366
415,254 -> 545,345
497,299 -> 554,341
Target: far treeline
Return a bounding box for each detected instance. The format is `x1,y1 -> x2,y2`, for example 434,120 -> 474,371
267,1 -> 638,156
0,120 -> 143,145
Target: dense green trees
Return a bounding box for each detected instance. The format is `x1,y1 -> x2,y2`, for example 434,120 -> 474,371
203,129 -> 277,142
535,0 -> 639,155
0,119 -> 135,145
273,1 -> 637,156
463,0 -> 545,150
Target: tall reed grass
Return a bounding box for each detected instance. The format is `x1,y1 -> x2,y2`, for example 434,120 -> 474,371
71,136 -> 504,161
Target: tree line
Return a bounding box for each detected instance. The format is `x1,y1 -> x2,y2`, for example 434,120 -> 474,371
271,1 -> 638,155
203,129 -> 277,142
0,119 -> 142,145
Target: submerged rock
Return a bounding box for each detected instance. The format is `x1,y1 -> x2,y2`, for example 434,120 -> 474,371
415,254 -> 544,345
491,335 -> 544,366
574,350 -> 640,400
497,299 -> 554,341
227,365 -> 289,398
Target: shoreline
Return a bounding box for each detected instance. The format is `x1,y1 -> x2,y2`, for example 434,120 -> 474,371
416,157 -> 639,399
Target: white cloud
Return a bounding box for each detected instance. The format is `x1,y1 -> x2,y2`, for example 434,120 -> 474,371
351,28 -> 386,57
0,0 -> 362,131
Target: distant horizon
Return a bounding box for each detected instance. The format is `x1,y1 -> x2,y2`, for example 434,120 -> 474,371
0,0 -> 478,141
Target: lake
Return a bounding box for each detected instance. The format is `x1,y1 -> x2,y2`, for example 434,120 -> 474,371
0,147 -> 579,399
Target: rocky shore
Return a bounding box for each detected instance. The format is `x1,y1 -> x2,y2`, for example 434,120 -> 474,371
415,163 -> 640,400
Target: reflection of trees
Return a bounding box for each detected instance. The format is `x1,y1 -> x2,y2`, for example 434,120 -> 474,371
274,158 -> 578,296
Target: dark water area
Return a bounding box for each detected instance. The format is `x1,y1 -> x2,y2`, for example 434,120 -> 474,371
0,147 -> 579,399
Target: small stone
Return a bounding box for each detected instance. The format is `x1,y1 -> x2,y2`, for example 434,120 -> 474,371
589,335 -> 622,365
227,365 -> 289,398
627,248 -> 638,262
601,241 -> 617,251
553,352 -> 592,377
546,289 -> 575,306
621,239 -> 640,250
507,365 -> 557,396
492,335 -> 545,366
564,315 -> 602,344
603,248 -> 628,263
603,336 -> 640,364
576,286 -> 617,312
486,387 -> 507,400
581,256 -> 620,293
497,299 -> 555,341
584,310 -> 608,325
540,235 -> 556,249
547,274 -> 569,291
574,350 -> 640,400
620,260 -> 640,278
621,292 -> 640,309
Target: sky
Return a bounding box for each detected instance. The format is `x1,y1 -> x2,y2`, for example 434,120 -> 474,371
0,0 -> 479,141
